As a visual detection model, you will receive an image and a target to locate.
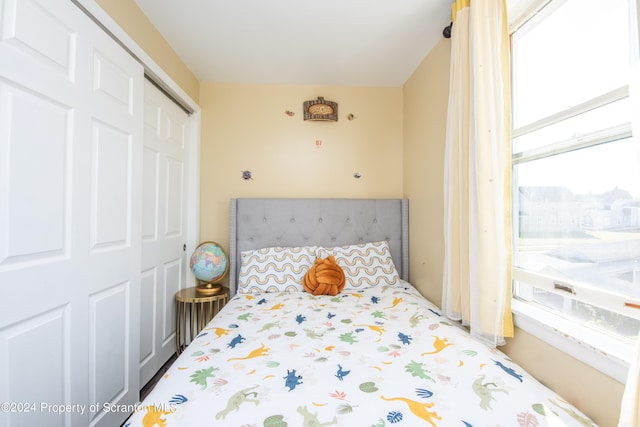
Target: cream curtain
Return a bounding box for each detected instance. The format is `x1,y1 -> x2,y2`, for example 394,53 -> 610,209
442,0 -> 514,347
619,1 -> 640,425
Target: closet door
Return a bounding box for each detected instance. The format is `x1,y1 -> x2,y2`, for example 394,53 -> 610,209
82,17 -> 143,427
0,0 -> 142,426
140,79 -> 189,385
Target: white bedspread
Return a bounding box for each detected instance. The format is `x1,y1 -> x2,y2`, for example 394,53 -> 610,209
125,282 -> 597,426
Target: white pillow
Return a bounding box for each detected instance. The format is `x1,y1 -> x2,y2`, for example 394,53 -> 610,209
237,245 -> 317,293
316,240 -> 400,289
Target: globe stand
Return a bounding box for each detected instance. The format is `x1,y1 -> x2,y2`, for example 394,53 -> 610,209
196,281 -> 224,296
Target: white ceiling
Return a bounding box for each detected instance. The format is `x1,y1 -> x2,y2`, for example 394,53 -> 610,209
133,0 -> 453,87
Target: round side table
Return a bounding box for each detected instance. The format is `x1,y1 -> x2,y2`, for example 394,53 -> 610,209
175,286 -> 229,354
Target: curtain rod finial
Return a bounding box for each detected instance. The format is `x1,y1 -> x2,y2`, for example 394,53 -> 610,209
443,22 -> 452,39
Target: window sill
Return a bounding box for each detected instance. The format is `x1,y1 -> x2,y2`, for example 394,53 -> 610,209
511,299 -> 632,383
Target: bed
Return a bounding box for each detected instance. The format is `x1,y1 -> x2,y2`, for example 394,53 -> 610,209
125,198 -> 597,427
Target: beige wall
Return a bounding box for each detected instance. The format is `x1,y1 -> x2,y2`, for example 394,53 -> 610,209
402,39 -> 623,427
402,39 -> 450,305
95,0 -> 200,102
198,82 -> 403,254
502,329 -> 624,427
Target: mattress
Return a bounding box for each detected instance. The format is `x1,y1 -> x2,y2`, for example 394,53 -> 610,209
124,281 -> 597,426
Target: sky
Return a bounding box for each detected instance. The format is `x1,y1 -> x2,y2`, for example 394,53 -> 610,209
512,0 -> 640,199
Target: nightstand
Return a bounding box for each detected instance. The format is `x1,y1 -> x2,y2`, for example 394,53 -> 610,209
175,286 -> 230,354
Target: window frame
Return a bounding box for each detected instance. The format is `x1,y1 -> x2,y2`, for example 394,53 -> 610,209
508,0 -> 640,383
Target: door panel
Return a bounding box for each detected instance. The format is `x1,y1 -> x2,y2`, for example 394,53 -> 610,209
2,306 -> 69,427
139,268 -> 157,364
142,146 -> 160,241
0,2 -> 84,425
88,282 -> 129,419
0,81 -> 70,265
162,259 -> 182,345
92,51 -> 136,114
139,80 -> 189,385
0,0 -> 143,426
84,14 -> 142,427
90,121 -> 133,249
1,0 -> 75,83
165,156 -> 184,236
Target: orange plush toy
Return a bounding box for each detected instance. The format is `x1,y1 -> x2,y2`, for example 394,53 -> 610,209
303,255 -> 346,296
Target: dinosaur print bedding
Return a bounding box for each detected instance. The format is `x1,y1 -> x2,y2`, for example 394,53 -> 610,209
125,282 -> 597,427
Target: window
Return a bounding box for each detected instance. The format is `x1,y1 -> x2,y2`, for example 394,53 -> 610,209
510,0 -> 640,380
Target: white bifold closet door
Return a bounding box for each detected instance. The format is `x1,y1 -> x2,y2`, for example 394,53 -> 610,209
0,0 -> 143,426
139,79 -> 189,386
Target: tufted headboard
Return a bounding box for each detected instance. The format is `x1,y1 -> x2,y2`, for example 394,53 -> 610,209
228,198 -> 409,295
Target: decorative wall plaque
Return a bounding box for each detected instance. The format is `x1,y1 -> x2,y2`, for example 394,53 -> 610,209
303,97 -> 338,122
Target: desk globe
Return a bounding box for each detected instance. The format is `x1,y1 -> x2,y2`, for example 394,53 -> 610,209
189,241 -> 229,295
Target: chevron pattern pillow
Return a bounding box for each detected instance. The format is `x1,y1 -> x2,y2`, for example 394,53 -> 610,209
316,240 -> 400,289
237,245 -> 317,293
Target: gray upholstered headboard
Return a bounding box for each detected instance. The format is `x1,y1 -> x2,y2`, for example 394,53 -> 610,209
228,198 -> 409,295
